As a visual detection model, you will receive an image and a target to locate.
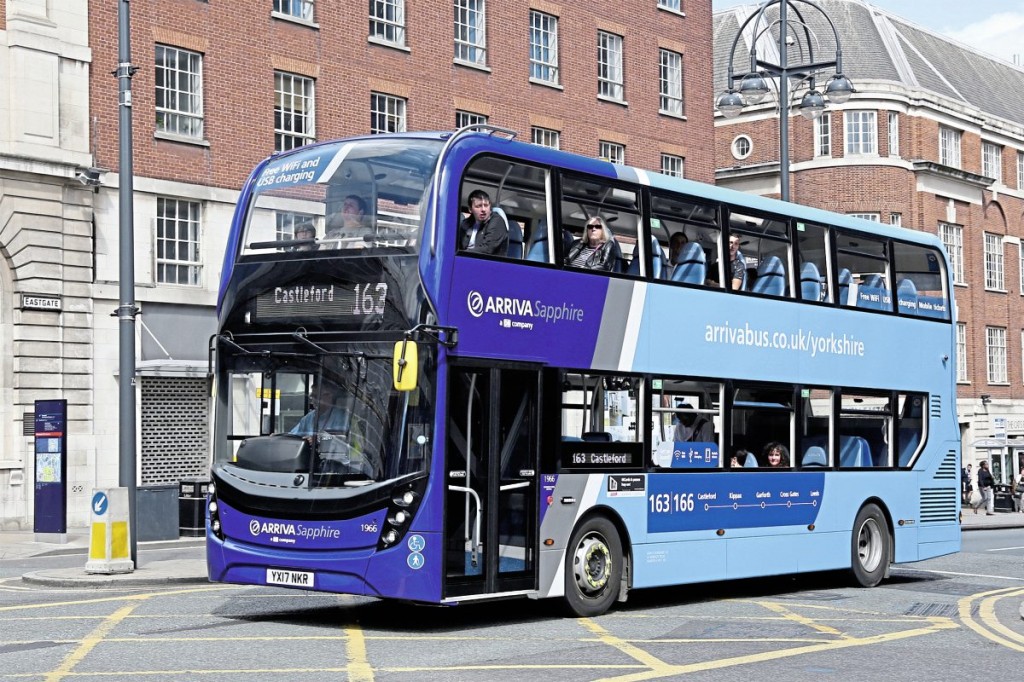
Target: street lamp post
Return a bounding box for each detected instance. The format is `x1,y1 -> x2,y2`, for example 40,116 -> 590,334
716,0 -> 854,202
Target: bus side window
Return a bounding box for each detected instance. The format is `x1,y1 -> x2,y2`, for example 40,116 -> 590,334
893,242 -> 950,320
560,174 -> 640,274
651,193 -> 719,285
459,156 -> 549,261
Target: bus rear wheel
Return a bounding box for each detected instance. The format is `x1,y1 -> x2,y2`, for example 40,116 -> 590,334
563,516 -> 622,617
850,503 -> 889,587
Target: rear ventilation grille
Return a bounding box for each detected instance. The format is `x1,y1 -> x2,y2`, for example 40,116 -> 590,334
934,450 -> 957,480
930,397 -> 942,420
920,487 -> 957,523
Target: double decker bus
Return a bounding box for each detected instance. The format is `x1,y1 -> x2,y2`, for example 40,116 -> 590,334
206,126 -> 959,616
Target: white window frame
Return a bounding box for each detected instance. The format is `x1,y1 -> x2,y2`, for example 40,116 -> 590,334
940,126 -> 961,168
731,135 -> 752,160
887,111 -> 899,156
844,111 -> 877,155
659,49 -> 683,117
529,10 -> 559,85
276,211 -> 317,241
986,326 -> 1007,384
456,110 -> 487,129
370,92 -> 407,134
155,197 -> 202,286
1018,151 -> 1024,190
848,213 -> 880,222
658,0 -> 682,11
274,0 -> 314,22
814,112 -> 831,157
939,222 -> 964,285
454,0 -> 487,66
957,323 -> 968,384
984,232 -> 1004,291
531,126 -> 560,149
661,153 -> 684,178
274,71 -> 315,152
982,142 -> 1002,183
599,141 -> 625,165
1020,248 -> 1024,295
370,0 -> 405,46
155,45 -> 204,139
889,213 -> 902,226
597,31 -> 624,101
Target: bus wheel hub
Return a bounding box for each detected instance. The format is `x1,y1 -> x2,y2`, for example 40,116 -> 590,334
574,536 -> 611,594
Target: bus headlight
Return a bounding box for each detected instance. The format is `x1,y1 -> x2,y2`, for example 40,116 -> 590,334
377,476 -> 427,551
382,529 -> 399,545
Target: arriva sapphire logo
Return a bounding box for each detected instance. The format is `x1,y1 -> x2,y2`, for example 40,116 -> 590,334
467,291 -> 485,317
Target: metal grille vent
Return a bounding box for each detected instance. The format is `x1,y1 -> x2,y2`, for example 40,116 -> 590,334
140,377 -> 210,485
22,412 -> 34,436
934,449 -> 957,480
930,396 -> 942,420
920,487 -> 957,523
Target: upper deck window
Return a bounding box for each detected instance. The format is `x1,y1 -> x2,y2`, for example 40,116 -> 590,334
893,241 -> 950,320
561,174 -> 640,274
835,232 -> 889,311
459,156 -> 548,260
650,193 -> 719,285
240,138 -> 441,258
728,211 -> 791,297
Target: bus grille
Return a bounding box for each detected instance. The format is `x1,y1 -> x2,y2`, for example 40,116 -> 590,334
930,397 -> 942,420
920,487 -> 957,523
934,450 -> 957,480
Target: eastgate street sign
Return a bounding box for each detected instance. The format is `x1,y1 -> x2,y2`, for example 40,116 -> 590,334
21,294 -> 61,311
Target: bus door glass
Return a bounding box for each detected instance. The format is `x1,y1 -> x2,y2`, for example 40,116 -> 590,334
445,366 -> 538,597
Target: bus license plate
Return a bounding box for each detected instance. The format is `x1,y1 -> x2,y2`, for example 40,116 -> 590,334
266,568 -> 314,588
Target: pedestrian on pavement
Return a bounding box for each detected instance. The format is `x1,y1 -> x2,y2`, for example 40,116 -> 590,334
972,460 -> 995,515
1014,466 -> 1024,513
962,463 -> 973,505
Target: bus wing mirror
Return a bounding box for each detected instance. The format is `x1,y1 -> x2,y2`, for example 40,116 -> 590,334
393,340 -> 418,391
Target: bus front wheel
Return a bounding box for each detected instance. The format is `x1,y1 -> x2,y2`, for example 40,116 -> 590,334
563,516 -> 622,617
850,503 -> 890,587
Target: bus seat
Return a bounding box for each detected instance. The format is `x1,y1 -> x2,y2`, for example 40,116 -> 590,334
897,429 -> 920,466
838,268 -> 852,305
562,435 -> 583,442
651,236 -> 666,279
582,431 -> 612,442
800,262 -> 822,301
492,207 -> 523,259
801,446 -> 827,467
751,256 -> 785,296
839,436 -> 872,467
626,251 -> 641,275
896,278 -> 918,314
525,221 -> 549,262
671,242 -> 706,284
743,452 -> 759,467
608,239 -> 625,273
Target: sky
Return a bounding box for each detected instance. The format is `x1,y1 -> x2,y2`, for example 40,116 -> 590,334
711,0 -> 1024,65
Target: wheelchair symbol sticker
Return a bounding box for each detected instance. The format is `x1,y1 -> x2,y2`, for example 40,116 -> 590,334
407,534 -> 426,552
407,552 -> 424,570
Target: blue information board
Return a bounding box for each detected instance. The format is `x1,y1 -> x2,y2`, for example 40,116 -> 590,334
33,400 -> 67,535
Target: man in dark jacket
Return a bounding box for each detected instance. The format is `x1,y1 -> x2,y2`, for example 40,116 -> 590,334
973,460 -> 995,515
459,190 -> 507,255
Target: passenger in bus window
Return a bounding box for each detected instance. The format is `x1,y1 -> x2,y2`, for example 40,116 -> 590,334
668,232 -> 688,266
565,217 -> 617,271
728,235 -> 746,290
729,449 -> 751,467
292,220 -> 317,251
326,195 -> 371,246
763,442 -> 790,468
459,189 -> 508,255
673,410 -> 714,442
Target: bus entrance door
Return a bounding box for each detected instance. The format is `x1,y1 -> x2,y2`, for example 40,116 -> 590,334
444,366 -> 539,599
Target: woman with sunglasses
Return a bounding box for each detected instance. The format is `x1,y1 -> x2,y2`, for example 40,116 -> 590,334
564,216 -> 617,271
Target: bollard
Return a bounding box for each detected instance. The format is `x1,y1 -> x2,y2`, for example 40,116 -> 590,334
84,488 -> 134,574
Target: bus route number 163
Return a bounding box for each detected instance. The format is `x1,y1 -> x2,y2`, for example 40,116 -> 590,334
649,492 -> 694,514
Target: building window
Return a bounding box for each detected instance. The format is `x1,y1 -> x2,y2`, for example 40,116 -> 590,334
658,49 -> 684,117
888,111 -> 899,156
153,45 -> 203,139
156,198 -> 201,286
597,31 -> 624,101
274,71 -> 315,152
987,326 -> 1007,384
658,0 -> 682,10
984,232 -> 1004,290
370,92 -> 406,134
599,141 -> 625,165
889,213 -> 902,226
731,135 -> 752,160
529,11 -> 559,84
155,45 -> 204,139
814,113 -> 831,157
456,110 -> 487,128
274,0 -> 314,21
844,111 -> 876,155
940,126 -> 961,168
848,213 -> 880,222
276,211 -> 316,240
370,0 -> 405,46
1018,151 -> 1024,190
454,0 -> 487,66
939,222 -> 964,284
957,323 -> 968,383
982,142 -> 1002,183
531,126 -> 560,149
661,153 -> 684,178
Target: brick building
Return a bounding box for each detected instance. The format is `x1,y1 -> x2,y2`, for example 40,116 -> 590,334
0,1 -> 714,528
713,0 -> 1024,484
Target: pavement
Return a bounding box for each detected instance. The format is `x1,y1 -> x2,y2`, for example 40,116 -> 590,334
1,509 -> 1021,589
